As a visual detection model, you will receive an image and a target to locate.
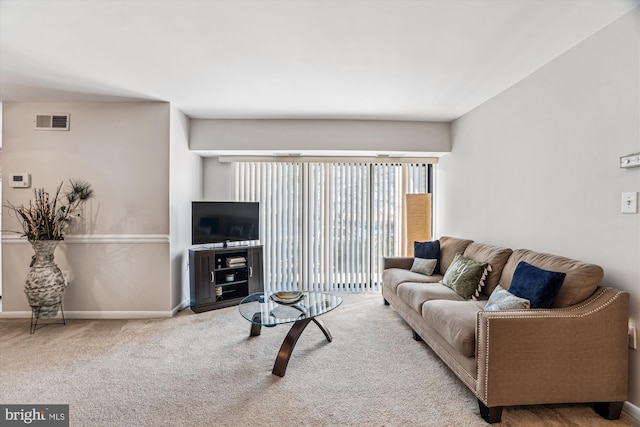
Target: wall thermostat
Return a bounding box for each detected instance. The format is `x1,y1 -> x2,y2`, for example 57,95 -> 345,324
10,173 -> 31,188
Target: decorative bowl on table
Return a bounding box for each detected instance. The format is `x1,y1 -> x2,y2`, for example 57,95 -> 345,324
270,291 -> 304,305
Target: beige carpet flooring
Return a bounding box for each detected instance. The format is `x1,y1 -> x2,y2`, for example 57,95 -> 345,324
0,292 -> 636,427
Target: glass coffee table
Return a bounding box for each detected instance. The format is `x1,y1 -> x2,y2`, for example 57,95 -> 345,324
238,291 -> 343,377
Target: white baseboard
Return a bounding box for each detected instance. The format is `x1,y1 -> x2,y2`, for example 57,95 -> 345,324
0,311 -> 175,319
172,299 -> 191,316
0,305 -> 191,320
624,401 -> 640,423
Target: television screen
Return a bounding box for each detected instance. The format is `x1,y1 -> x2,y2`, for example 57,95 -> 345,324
192,201 -> 260,245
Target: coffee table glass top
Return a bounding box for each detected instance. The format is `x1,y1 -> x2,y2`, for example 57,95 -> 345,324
238,291 -> 343,327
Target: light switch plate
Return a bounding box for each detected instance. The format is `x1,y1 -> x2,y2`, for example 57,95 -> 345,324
622,192 -> 638,214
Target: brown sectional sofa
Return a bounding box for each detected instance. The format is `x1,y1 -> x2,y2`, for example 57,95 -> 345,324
382,236 -> 629,424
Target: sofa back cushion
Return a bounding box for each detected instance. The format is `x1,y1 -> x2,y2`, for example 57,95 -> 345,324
439,236 -> 473,274
462,242 -> 513,296
500,249 -> 603,308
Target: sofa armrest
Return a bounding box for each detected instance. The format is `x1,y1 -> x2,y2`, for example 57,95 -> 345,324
476,287 -> 629,408
383,256 -> 414,270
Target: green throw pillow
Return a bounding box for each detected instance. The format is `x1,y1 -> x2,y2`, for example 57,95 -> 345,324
410,258 -> 437,276
441,253 -> 489,299
483,285 -> 531,311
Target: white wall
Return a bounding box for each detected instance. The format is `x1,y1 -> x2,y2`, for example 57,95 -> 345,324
202,158 -> 233,201
436,9 -> 640,408
190,119 -> 450,154
195,119 -> 450,201
0,102 -> 3,298
2,102 -> 172,316
169,106 -> 202,309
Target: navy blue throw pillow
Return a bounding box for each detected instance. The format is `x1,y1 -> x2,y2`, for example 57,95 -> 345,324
414,240 -> 441,274
508,261 -> 566,309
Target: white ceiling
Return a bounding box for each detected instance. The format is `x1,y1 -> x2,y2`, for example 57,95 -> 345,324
0,0 -> 638,121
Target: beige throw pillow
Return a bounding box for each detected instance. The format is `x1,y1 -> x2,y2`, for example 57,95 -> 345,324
410,258 -> 438,276
484,284 -> 531,311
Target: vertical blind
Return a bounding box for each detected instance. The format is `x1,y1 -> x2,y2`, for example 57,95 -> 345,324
233,162 -> 431,292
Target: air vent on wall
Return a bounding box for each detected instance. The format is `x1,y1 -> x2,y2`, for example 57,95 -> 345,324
35,114 -> 70,131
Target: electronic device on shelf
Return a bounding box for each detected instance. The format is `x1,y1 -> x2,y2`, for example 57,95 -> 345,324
192,201 -> 260,246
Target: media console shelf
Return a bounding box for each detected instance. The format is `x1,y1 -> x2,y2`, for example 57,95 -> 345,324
189,245 -> 263,312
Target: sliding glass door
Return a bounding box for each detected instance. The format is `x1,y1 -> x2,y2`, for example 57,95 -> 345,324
233,162 -> 431,292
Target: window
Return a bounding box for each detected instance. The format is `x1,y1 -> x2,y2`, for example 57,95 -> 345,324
233,162 -> 432,292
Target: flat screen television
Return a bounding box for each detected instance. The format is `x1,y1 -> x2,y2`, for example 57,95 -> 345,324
192,201 -> 260,246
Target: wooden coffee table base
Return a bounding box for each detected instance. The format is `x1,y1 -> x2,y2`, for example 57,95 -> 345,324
250,316 -> 333,377
240,292 -> 342,377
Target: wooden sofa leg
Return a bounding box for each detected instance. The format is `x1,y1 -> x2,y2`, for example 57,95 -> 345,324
594,402 -> 624,420
383,297 -> 389,306
478,400 -> 503,424
411,329 -> 423,342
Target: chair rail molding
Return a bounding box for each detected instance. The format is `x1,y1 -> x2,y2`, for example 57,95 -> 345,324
2,234 -> 170,244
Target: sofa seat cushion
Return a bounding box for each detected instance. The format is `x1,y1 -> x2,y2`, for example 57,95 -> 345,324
499,249 -> 603,308
422,299 -> 486,357
382,268 -> 443,294
397,281 -> 464,313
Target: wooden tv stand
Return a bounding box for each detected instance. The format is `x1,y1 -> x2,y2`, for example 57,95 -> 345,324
188,245 -> 263,312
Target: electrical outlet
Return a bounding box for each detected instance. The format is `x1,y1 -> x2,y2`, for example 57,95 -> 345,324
630,324 -> 637,350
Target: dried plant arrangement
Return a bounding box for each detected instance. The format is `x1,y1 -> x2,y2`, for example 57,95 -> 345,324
5,179 -> 95,241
